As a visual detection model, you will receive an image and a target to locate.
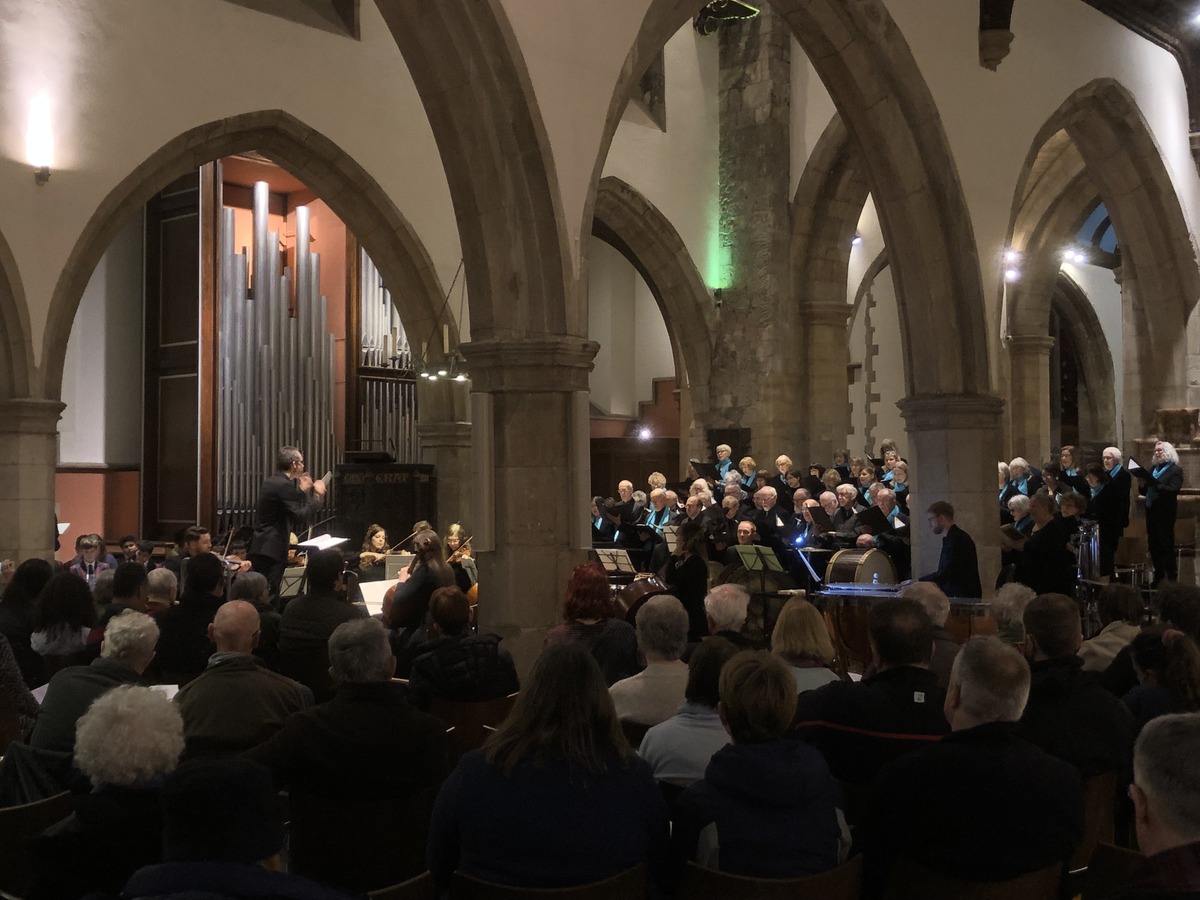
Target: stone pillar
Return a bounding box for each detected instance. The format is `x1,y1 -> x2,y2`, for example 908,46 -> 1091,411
1006,334 -> 1055,461
1116,265 -> 1143,446
799,300 -> 852,465
461,337 -> 598,675
416,378 -> 472,533
709,7 -> 797,458
899,394 -> 1005,595
0,399 -> 64,562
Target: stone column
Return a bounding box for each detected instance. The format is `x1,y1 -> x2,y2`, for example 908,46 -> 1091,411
1116,265 -> 1143,445
799,300 -> 852,465
460,337 -> 598,675
416,378 -> 472,532
1006,334 -> 1055,462
0,399 -> 64,562
899,394 -> 1005,594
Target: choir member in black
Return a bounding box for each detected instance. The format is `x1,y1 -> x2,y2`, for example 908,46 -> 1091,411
662,522 -> 710,642
854,488 -> 911,579
606,480 -> 644,548
1059,444 -> 1088,495
999,456 -> 1042,506
1092,447 -> 1132,578
1136,440 -> 1185,588
1039,463 -> 1064,503
590,497 -> 617,543
832,484 -> 862,529
833,449 -> 851,483
772,455 -> 795,514
738,456 -> 758,493
714,443 -> 734,480
918,501 -> 982,599
1014,493 -> 1076,596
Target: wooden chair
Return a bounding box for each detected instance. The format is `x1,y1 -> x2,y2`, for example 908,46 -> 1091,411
620,719 -> 651,750
678,856 -> 863,900
450,865 -> 645,899
882,857 -> 1062,900
1070,770 -> 1118,871
369,871 -> 436,900
1080,843 -> 1143,900
0,790 -> 75,895
427,693 -> 517,764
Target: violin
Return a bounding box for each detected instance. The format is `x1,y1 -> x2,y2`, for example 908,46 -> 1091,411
448,535 -> 473,564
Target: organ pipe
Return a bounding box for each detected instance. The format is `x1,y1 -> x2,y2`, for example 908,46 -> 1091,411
357,248 -> 418,462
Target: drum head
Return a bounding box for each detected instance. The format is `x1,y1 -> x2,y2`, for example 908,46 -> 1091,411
828,548 -> 897,585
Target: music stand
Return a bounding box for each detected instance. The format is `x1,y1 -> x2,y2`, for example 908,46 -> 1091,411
661,525 -> 680,547
596,548 -> 638,576
736,544 -> 782,598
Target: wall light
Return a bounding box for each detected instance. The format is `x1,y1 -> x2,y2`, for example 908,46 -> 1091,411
638,426 -> 653,441
1003,249 -> 1021,264
1004,268 -> 1021,283
851,234 -> 863,247
26,92 -> 53,185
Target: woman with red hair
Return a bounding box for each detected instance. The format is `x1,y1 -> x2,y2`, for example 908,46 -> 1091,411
544,563 -> 639,686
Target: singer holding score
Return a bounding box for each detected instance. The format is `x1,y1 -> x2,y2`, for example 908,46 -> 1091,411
249,445 -> 327,597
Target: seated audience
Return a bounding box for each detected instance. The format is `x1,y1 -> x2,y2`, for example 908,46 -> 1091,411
146,567 -> 178,613
153,552 -> 227,683
1123,628 -> 1200,735
30,685 -> 184,900
685,583 -> 753,660
899,582 -> 960,689
30,610 -> 158,755
87,561 -> 150,648
1079,583 -> 1143,673
228,571 -> 282,672
794,598 -> 950,786
1105,582 -> 1200,698
407,587 -> 519,710
545,562 -> 639,686
1121,713 -> 1200,898
427,642 -> 669,892
991,581 -> 1036,646
278,549 -> 366,658
0,558 -> 55,685
30,572 -> 96,657
609,595 -> 690,726
120,758 -> 357,900
0,633 -> 37,719
1020,593 -> 1134,776
638,637 -> 738,786
672,651 -> 845,880
861,637 -> 1084,894
770,597 -> 840,693
174,601 -> 311,758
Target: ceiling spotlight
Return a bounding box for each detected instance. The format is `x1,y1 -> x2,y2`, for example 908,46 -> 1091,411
428,374 -> 438,382
419,370 -> 429,379
852,235 -> 864,247
455,373 -> 467,382
437,367 -> 449,377
1004,268 -> 1021,283
1004,249 -> 1021,264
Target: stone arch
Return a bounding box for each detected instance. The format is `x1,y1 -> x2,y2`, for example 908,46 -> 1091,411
1053,272 -> 1117,446
593,0 -> 992,401
40,109 -> 449,400
0,226 -> 32,399
591,175 -> 715,446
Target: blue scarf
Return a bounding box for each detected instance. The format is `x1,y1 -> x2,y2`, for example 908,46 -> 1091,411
1146,463 -> 1170,508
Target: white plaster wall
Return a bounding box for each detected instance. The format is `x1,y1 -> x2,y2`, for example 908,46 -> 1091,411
789,40 -> 838,199
0,0 -> 461,368
632,276 -> 674,402
1067,262 -> 1124,443
58,212 -> 143,465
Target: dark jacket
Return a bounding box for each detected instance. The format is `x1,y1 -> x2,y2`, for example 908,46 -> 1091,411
859,722 -> 1084,894
175,654 -> 312,758
383,563 -> 453,634
248,472 -> 323,563
793,666 -> 949,786
30,657 -> 144,754
1095,466 -> 1132,534
154,590 -> 226,683
121,861 -> 357,900
672,739 -> 842,879
920,524 -> 982,598
1020,655 -> 1135,777
1110,840 -> 1200,899
0,601 -> 43,687
407,633 -> 520,710
1139,462 -> 1184,518
1015,516 -> 1077,596
278,589 -> 366,656
427,749 -> 669,892
545,618 -> 640,687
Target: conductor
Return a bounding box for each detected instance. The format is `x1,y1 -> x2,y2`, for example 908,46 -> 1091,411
249,446 -> 327,597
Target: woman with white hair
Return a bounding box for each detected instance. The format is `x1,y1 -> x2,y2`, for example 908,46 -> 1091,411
1139,440 -> 1185,589
30,685 -> 184,898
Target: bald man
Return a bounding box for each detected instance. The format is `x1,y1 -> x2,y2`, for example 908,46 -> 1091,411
174,600 -> 312,758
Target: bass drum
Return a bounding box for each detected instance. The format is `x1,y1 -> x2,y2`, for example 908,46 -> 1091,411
826,548 -> 897,585
613,575 -> 671,623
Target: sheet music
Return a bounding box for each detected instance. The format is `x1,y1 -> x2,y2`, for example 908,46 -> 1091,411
297,533 -> 349,551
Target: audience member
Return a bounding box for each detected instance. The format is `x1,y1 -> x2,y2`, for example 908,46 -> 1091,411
30,610 -> 158,755
1105,582 -> 1200,698
991,581 -> 1036,646
277,549 -> 366,658
1079,583 -> 1143,673
1123,628 -> 1200,735
67,535 -> 113,591
30,572 -> 95,658
30,685 -> 184,899
0,633 -> 37,719
544,563 -> 639,686
91,569 -> 116,617
1120,713 -> 1200,898
174,601 -> 311,758
146,567 -> 178,613
770,598 -> 840,693
406,587 -> 518,710
672,651 -> 844,880
153,551 -> 227,684
794,598 -> 949,786
1020,593 -> 1134,776
638,637 -> 738,786
119,758 -> 357,900
228,571 -> 282,672
609,595 -> 690,726
86,561 -> 150,649
861,637 -> 1083,894
427,642 -> 669,892
0,558 -> 54,685
900,582 -> 960,689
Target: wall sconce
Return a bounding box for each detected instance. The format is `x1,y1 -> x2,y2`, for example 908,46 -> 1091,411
26,92 -> 53,186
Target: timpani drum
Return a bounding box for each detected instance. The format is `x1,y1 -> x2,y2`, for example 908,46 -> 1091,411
826,548 -> 897,585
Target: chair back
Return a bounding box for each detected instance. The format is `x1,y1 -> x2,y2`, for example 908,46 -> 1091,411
427,693 -> 517,764
450,865 -> 645,899
882,857 -> 1062,900
678,856 -> 863,900
368,870 -> 436,900
1070,770 -> 1118,871
1080,843 -> 1143,900
289,784 -> 440,893
620,719 -> 651,750
0,790 -> 75,895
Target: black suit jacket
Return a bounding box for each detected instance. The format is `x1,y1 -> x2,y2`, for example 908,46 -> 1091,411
249,473 -> 322,562
1014,516 -> 1076,595
919,524 -> 982,598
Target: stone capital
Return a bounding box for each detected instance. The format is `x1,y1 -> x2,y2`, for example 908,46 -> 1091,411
898,393 -> 1006,431
0,398 -> 65,434
796,300 -> 852,328
978,28 -> 1014,71
461,337 -> 599,393
1006,334 -> 1056,356
416,421 -> 473,450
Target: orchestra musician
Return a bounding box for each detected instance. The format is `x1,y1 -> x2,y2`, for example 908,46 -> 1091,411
249,445 -> 326,598
381,530 -> 456,664
358,524 -> 389,582
445,522 -> 478,594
